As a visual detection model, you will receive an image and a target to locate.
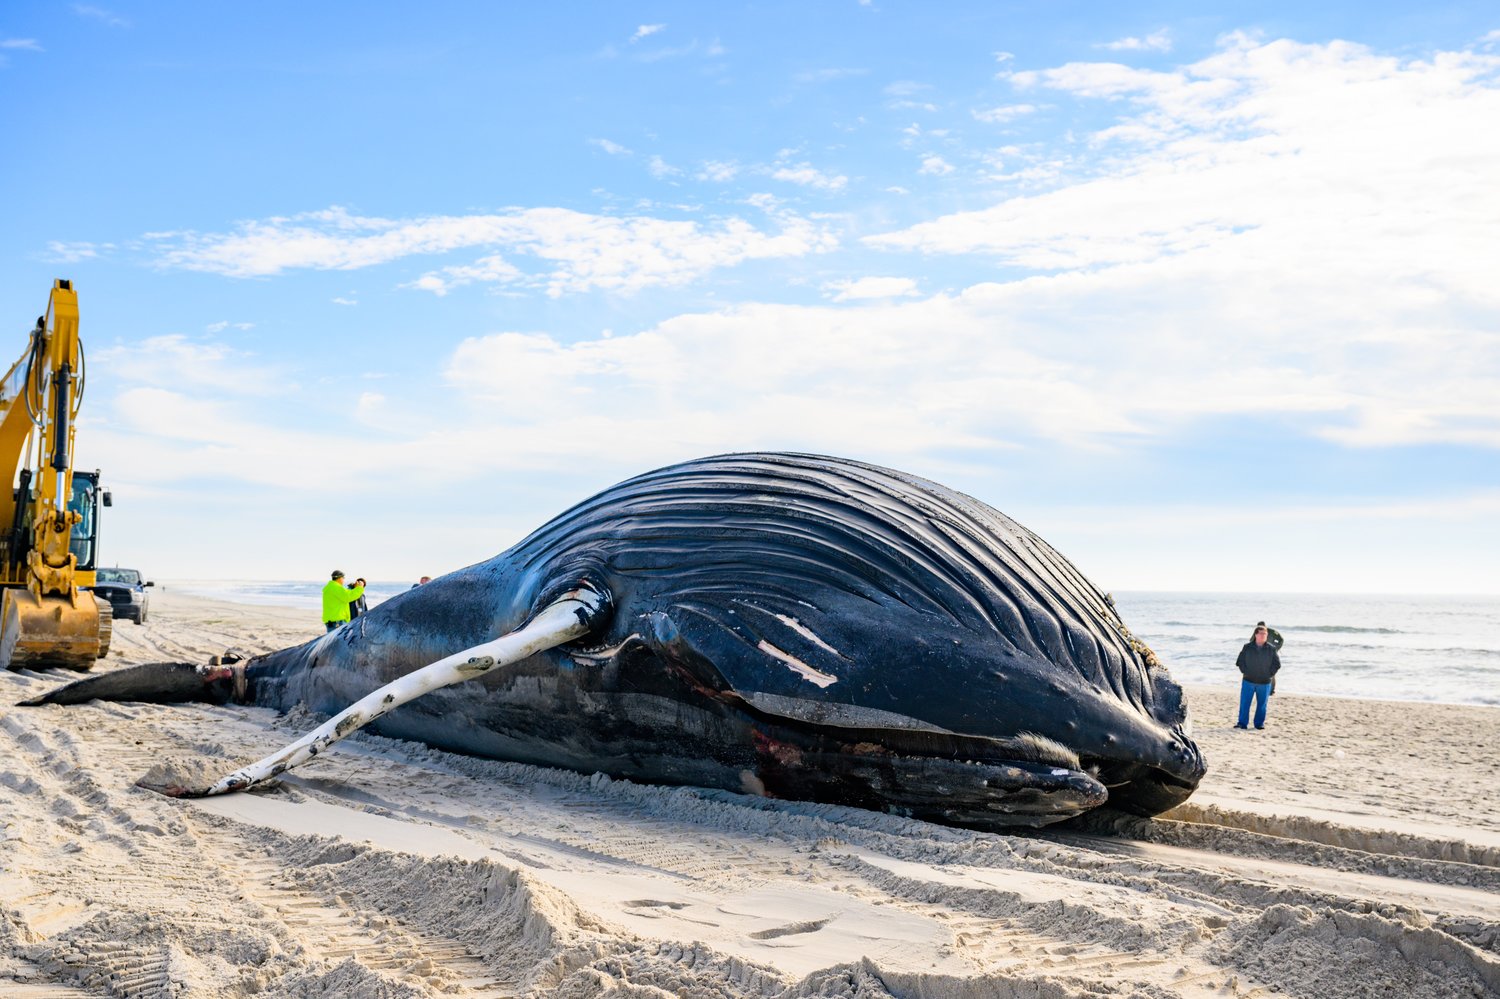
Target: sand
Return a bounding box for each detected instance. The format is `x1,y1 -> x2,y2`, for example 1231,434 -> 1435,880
1,588 -> 1496,998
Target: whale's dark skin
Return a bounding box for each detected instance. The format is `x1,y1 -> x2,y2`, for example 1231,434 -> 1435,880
28,453 -> 1205,828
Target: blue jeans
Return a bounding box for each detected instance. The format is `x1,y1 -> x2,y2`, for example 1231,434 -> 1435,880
325,621 -> 340,632
1238,680 -> 1271,728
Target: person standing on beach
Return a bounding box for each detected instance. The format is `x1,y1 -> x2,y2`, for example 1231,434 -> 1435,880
322,570 -> 365,632
1235,623 -> 1282,730
347,577 -> 369,619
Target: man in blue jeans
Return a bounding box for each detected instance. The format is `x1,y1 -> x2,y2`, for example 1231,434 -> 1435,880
1235,623 -> 1281,729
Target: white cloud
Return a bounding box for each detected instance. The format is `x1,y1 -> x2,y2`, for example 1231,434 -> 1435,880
823,277 -> 920,301
697,160 -> 740,182
332,296 -> 358,306
590,138 -> 631,156
2,38 -> 42,50
1099,30 -> 1172,53
150,205 -> 839,297
770,164 -> 849,191
918,155 -> 954,175
862,37 -> 1500,449
647,155 -> 681,179
972,103 -> 1037,123
630,24 -> 665,43
884,80 -> 930,96
97,335 -> 283,396
45,240 -> 100,261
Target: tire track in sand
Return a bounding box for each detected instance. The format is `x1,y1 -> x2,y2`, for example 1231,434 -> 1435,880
0,699 -> 519,996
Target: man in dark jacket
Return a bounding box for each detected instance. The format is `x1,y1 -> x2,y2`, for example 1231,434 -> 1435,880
1235,623 -> 1281,730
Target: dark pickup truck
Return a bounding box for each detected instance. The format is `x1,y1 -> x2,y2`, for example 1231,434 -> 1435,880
91,567 -> 154,624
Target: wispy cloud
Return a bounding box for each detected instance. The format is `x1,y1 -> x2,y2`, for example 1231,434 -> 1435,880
630,24 -> 665,44
2,38 -> 43,51
771,163 -> 848,191
1098,30 -> 1172,53
647,155 -> 681,179
72,5 -> 129,27
45,240 -> 102,262
697,160 -> 740,182
972,103 -> 1037,123
823,277 -> 920,301
147,205 -> 841,298
590,137 -> 631,156
98,335 -> 280,396
918,155 -> 954,175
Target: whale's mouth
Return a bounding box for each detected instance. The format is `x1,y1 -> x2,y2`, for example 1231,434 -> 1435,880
717,692 -> 1201,829
745,722 -> 1108,828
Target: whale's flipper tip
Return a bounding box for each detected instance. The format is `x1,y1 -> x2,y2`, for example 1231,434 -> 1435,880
136,755 -> 224,798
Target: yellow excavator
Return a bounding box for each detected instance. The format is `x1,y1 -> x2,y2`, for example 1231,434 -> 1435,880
0,279 -> 112,669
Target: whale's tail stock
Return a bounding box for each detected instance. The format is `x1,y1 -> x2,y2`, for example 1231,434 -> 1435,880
20,585 -> 611,799
17,657 -> 246,707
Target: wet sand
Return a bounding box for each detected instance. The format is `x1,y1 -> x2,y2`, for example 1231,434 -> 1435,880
1,588 -> 1496,997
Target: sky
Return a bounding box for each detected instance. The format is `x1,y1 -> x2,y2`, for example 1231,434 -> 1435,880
2,2 -> 1497,595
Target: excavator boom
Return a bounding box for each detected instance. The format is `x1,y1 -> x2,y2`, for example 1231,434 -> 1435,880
0,280 -> 110,669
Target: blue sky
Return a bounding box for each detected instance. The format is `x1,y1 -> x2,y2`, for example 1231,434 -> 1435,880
3,2 -> 1497,593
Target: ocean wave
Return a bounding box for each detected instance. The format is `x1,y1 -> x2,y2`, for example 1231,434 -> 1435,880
1285,625 -> 1404,635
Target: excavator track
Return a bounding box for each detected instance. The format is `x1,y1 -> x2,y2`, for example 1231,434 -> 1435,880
96,599 -> 112,660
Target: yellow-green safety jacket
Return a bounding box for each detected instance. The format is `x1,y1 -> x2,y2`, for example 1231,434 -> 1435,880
322,579 -> 364,624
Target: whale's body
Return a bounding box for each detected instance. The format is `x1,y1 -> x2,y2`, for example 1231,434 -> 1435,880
32,453 -> 1204,827
225,453 -> 1204,827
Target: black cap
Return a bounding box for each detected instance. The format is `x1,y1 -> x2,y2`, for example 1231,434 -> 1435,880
331,570 -> 345,580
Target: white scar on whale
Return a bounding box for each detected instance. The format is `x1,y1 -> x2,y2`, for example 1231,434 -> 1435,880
757,639 -> 838,688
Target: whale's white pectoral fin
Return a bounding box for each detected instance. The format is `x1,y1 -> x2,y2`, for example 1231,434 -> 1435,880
145,585 -> 609,798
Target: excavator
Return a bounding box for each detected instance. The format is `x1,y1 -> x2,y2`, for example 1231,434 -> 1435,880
0,279 -> 112,669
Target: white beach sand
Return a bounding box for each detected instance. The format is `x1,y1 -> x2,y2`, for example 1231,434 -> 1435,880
2,589 -> 1496,998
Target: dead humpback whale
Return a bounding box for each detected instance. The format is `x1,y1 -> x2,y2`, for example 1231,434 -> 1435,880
25,452 -> 1205,828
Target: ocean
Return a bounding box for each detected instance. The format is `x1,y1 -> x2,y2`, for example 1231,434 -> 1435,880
168,582 -> 1499,708
1112,591 -> 1499,708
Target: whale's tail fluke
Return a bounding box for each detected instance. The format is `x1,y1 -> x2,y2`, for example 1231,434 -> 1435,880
138,584 -> 610,798
17,659 -> 241,707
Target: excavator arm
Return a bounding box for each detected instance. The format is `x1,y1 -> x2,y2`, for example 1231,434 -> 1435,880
0,280 -> 110,669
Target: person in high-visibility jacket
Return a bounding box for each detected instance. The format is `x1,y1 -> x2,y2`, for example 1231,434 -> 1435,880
321,570 -> 365,631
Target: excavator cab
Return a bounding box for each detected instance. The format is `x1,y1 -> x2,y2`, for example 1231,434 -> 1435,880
67,470 -> 105,573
